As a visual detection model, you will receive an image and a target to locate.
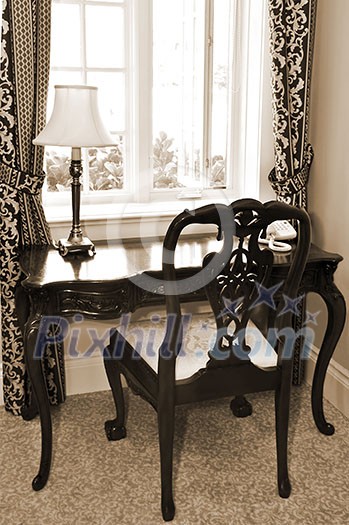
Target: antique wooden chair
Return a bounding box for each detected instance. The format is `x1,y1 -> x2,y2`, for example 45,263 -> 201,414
103,199 -> 311,521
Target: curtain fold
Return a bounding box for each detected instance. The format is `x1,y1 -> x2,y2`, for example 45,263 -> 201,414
0,0 -> 65,414
268,0 -> 317,208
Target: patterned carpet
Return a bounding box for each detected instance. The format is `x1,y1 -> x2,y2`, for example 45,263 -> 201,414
0,385 -> 348,525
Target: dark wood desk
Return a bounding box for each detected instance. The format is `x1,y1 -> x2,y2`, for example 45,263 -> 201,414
18,238 -> 346,491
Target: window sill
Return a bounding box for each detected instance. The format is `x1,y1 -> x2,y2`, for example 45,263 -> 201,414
46,193 -> 236,242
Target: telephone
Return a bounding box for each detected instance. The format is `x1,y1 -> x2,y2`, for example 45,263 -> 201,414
259,220 -> 297,252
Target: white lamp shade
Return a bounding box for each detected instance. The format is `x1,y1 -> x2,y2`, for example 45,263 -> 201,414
33,85 -> 117,147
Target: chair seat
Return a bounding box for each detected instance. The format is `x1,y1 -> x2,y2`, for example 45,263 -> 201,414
118,314 -> 278,381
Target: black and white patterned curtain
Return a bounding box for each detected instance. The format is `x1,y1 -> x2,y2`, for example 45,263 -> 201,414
268,0 -> 317,208
268,0 -> 317,385
0,0 -> 65,414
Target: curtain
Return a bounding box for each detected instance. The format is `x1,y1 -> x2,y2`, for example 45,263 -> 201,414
0,0 -> 65,414
268,0 -> 317,384
268,0 -> 317,208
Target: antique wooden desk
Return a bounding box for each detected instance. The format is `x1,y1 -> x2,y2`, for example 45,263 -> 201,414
18,238 -> 346,491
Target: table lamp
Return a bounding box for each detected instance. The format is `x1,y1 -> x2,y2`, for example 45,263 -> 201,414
33,84 -> 116,257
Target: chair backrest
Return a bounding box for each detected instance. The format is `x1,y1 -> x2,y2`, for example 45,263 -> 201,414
160,199 -> 311,375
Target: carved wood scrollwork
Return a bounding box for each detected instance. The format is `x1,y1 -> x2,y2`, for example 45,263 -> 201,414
58,286 -> 131,318
26,289 -> 50,333
204,208 -> 274,368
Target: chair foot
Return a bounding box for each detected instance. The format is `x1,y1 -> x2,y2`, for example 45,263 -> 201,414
230,396 -> 253,418
105,419 -> 127,441
162,499 -> 175,521
278,477 -> 291,498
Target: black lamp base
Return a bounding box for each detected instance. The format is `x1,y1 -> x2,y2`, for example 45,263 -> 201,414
56,148 -> 96,258
58,237 -> 95,257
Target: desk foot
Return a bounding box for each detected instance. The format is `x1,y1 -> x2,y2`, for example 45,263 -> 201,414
25,318 -> 53,494
322,423 -> 335,436
312,413 -> 335,436
32,473 -> 48,491
312,270 -> 346,436
21,401 -> 38,421
230,396 -> 253,417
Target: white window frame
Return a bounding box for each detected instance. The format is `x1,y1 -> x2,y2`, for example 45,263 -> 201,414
45,0 -> 268,241
45,0 -> 132,205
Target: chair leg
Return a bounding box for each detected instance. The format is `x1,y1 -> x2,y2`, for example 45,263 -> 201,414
158,407 -> 175,521
104,355 -> 127,441
275,379 -> 292,499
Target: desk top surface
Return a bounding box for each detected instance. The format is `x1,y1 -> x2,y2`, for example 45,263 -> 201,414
19,237 -> 343,289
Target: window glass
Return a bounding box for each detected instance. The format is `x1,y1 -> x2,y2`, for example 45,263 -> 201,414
210,0 -> 232,187
86,72 -> 125,132
51,3 -> 81,68
152,0 -> 205,189
45,147 -> 71,192
87,141 -> 124,191
85,5 -> 124,68
46,1 -> 127,196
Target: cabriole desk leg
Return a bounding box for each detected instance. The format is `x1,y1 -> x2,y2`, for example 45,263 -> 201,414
24,304 -> 52,491
16,286 -> 39,421
312,267 -> 346,435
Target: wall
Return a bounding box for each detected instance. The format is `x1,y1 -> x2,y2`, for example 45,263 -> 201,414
308,0 -> 349,371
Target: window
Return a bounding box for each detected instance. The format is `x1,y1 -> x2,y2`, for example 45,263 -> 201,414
152,0 -> 230,191
45,0 -> 266,213
46,0 -> 127,201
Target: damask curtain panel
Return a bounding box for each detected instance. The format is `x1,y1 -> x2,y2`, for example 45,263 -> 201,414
268,0 -> 317,385
268,0 -> 317,208
0,0 -> 65,414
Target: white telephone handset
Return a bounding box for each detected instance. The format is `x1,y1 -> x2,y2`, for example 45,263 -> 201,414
259,220 -> 297,252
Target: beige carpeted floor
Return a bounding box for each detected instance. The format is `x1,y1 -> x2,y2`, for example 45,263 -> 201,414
0,385 -> 348,525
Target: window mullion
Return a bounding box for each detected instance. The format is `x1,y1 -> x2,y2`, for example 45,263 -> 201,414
225,0 -> 238,191
80,0 -> 90,194
136,0 -> 153,202
203,0 -> 214,188
122,0 -> 130,195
